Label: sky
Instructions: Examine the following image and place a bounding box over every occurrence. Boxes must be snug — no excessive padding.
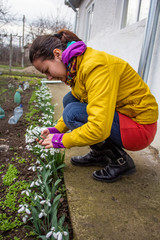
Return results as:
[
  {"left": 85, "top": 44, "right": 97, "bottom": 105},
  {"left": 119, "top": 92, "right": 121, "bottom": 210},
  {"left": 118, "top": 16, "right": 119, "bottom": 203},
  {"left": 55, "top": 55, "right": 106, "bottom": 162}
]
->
[{"left": 2, "top": 0, "right": 75, "bottom": 36}]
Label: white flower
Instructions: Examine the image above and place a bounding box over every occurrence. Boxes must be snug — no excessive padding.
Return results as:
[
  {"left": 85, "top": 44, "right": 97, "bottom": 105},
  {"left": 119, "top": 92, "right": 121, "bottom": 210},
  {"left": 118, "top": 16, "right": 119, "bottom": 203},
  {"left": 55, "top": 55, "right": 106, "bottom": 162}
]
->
[
  {"left": 39, "top": 209, "right": 47, "bottom": 218},
  {"left": 40, "top": 153, "right": 46, "bottom": 159},
  {"left": 25, "top": 208, "right": 31, "bottom": 214},
  {"left": 18, "top": 204, "right": 25, "bottom": 213},
  {"left": 30, "top": 181, "right": 35, "bottom": 187},
  {"left": 46, "top": 164, "right": 51, "bottom": 169},
  {"left": 46, "top": 227, "right": 56, "bottom": 239},
  {"left": 21, "top": 189, "right": 31, "bottom": 196},
  {"left": 57, "top": 232, "right": 62, "bottom": 240},
  {"left": 46, "top": 227, "right": 68, "bottom": 240},
  {"left": 22, "top": 214, "right": 28, "bottom": 223},
  {"left": 40, "top": 199, "right": 51, "bottom": 207},
  {"left": 28, "top": 166, "right": 36, "bottom": 171},
  {"left": 46, "top": 231, "right": 53, "bottom": 238},
  {"left": 18, "top": 204, "right": 31, "bottom": 215},
  {"left": 36, "top": 160, "right": 40, "bottom": 164},
  {"left": 34, "top": 194, "right": 43, "bottom": 200},
  {"left": 35, "top": 180, "right": 40, "bottom": 186},
  {"left": 53, "top": 232, "right": 58, "bottom": 239},
  {"left": 37, "top": 166, "right": 43, "bottom": 171},
  {"left": 63, "top": 231, "right": 68, "bottom": 236}
]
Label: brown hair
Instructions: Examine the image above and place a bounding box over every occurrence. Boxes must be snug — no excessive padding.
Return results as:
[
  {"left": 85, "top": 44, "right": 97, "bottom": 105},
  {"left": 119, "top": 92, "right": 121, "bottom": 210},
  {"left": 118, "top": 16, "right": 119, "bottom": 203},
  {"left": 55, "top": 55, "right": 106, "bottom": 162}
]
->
[{"left": 29, "top": 29, "right": 82, "bottom": 63}]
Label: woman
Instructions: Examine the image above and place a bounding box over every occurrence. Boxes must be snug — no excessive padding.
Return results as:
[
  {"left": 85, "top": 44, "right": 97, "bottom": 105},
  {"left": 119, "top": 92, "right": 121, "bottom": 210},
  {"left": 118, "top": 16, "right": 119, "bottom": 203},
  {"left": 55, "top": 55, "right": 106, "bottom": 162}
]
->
[{"left": 29, "top": 29, "right": 158, "bottom": 183}]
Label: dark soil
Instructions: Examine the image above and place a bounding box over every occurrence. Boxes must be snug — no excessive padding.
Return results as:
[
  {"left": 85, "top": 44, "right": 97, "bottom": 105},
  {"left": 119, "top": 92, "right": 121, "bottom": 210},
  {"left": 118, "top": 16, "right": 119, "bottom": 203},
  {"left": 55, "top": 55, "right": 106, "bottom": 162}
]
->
[{"left": 0, "top": 77, "right": 73, "bottom": 239}]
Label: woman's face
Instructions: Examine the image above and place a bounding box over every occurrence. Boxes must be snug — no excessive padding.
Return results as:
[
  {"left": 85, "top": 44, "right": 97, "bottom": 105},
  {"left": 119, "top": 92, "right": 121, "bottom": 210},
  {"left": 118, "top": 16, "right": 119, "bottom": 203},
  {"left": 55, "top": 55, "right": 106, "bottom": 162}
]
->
[{"left": 33, "top": 49, "right": 67, "bottom": 82}]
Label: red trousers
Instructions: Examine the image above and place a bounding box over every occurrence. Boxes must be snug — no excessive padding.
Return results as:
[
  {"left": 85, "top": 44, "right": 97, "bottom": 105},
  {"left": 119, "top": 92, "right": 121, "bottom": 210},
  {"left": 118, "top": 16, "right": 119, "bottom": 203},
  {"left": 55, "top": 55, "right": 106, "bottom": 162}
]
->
[{"left": 118, "top": 113, "right": 157, "bottom": 151}]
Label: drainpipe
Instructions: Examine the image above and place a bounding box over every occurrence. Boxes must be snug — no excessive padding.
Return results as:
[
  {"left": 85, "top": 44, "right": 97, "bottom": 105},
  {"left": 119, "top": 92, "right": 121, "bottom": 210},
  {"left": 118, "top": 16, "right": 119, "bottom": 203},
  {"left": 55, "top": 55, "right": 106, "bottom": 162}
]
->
[
  {"left": 138, "top": 0, "right": 160, "bottom": 83},
  {"left": 65, "top": 0, "right": 78, "bottom": 33}
]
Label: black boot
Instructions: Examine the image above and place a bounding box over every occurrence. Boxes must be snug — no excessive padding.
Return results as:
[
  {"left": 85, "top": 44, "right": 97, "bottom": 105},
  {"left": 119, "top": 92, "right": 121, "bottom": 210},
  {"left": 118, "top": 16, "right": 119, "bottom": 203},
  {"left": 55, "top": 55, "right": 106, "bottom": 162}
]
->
[
  {"left": 93, "top": 139, "right": 136, "bottom": 182},
  {"left": 71, "top": 142, "right": 113, "bottom": 167}
]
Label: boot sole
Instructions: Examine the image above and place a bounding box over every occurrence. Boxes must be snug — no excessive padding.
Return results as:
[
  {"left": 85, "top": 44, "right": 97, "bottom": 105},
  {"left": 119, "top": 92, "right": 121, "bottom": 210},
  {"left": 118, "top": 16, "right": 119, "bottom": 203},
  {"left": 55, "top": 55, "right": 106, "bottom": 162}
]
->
[
  {"left": 92, "top": 167, "right": 136, "bottom": 183},
  {"left": 71, "top": 159, "right": 107, "bottom": 167}
]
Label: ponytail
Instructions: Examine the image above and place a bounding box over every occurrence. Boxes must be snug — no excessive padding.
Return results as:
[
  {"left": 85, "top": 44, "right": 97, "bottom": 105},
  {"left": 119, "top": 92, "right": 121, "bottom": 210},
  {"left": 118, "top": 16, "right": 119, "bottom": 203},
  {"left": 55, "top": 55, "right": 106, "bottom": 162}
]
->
[
  {"left": 56, "top": 29, "right": 82, "bottom": 43},
  {"left": 29, "top": 29, "right": 82, "bottom": 63}
]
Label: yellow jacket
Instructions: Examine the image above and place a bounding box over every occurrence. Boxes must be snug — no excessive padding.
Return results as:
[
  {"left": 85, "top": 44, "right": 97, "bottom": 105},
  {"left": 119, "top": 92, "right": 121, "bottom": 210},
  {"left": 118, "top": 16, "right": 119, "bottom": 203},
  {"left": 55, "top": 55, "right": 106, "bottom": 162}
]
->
[{"left": 55, "top": 47, "right": 158, "bottom": 148}]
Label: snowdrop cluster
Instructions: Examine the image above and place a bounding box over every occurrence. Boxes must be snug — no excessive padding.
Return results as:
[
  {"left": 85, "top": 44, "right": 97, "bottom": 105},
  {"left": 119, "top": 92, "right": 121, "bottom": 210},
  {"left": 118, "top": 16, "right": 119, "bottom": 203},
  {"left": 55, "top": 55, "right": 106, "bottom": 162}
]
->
[
  {"left": 35, "top": 84, "right": 56, "bottom": 122},
  {"left": 21, "top": 189, "right": 31, "bottom": 196},
  {"left": 25, "top": 125, "right": 60, "bottom": 155},
  {"left": 18, "top": 204, "right": 31, "bottom": 223},
  {"left": 20, "top": 83, "right": 69, "bottom": 239},
  {"left": 46, "top": 227, "right": 68, "bottom": 240},
  {"left": 39, "top": 209, "right": 47, "bottom": 218},
  {"left": 30, "top": 179, "right": 42, "bottom": 187}
]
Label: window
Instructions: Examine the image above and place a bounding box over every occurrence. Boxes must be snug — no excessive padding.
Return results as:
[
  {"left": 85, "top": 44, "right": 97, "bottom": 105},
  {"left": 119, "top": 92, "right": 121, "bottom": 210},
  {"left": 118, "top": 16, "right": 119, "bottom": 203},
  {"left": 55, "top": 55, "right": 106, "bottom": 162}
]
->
[
  {"left": 121, "top": 0, "right": 150, "bottom": 28},
  {"left": 85, "top": 1, "right": 94, "bottom": 42}
]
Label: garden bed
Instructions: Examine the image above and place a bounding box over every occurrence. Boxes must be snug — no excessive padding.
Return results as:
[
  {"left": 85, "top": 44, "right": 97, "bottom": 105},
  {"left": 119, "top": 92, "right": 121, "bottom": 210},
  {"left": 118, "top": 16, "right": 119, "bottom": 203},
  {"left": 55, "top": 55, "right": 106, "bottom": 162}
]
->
[{"left": 0, "top": 76, "right": 73, "bottom": 239}]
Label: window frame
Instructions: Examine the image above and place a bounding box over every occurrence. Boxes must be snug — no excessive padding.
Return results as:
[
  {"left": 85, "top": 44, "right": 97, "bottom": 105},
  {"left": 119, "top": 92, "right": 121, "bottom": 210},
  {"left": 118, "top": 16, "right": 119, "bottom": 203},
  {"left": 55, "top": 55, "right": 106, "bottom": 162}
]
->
[
  {"left": 121, "top": 0, "right": 150, "bottom": 28},
  {"left": 84, "top": 0, "right": 94, "bottom": 42}
]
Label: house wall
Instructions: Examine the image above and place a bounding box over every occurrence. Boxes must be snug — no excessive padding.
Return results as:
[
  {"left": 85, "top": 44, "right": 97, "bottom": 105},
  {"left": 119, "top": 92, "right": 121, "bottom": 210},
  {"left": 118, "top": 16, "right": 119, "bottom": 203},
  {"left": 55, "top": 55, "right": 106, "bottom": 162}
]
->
[{"left": 77, "top": 0, "right": 160, "bottom": 153}]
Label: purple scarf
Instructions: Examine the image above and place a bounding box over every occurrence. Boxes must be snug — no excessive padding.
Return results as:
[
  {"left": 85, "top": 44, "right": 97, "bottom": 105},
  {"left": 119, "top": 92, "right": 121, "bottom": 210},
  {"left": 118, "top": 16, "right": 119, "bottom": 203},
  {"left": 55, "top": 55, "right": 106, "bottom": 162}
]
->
[{"left": 62, "top": 41, "right": 87, "bottom": 86}]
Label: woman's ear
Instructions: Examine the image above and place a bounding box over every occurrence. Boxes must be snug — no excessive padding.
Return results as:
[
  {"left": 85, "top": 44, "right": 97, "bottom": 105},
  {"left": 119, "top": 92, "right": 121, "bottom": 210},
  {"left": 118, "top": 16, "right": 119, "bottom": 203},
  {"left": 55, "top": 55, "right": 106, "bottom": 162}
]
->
[{"left": 53, "top": 49, "right": 62, "bottom": 60}]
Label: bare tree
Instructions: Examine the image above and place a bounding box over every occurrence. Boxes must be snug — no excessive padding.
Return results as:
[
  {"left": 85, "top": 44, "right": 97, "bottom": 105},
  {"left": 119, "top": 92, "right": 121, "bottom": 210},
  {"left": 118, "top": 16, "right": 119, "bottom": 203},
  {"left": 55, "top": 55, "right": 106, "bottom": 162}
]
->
[
  {"left": 0, "top": 0, "right": 14, "bottom": 27},
  {"left": 27, "top": 12, "right": 73, "bottom": 41}
]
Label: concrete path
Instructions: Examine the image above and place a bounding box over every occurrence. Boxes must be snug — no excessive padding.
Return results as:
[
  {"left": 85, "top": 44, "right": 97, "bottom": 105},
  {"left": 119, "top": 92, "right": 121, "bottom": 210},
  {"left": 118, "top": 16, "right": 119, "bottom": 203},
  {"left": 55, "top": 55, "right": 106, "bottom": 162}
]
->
[{"left": 48, "top": 83, "right": 160, "bottom": 240}]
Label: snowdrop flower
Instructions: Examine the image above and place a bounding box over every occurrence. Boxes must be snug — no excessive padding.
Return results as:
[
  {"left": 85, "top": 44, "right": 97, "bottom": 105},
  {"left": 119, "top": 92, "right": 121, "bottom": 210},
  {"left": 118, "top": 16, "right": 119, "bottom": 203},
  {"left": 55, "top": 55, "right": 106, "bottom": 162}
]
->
[
  {"left": 28, "top": 165, "right": 36, "bottom": 171},
  {"left": 57, "top": 232, "right": 62, "bottom": 240},
  {"left": 35, "top": 160, "right": 40, "bottom": 164},
  {"left": 50, "top": 148, "right": 60, "bottom": 154},
  {"left": 30, "top": 179, "right": 42, "bottom": 187},
  {"left": 22, "top": 214, "right": 28, "bottom": 223},
  {"left": 40, "top": 199, "right": 51, "bottom": 207},
  {"left": 46, "top": 228, "right": 55, "bottom": 238},
  {"left": 46, "top": 164, "right": 51, "bottom": 169},
  {"left": 21, "top": 189, "right": 31, "bottom": 196},
  {"left": 30, "top": 181, "right": 35, "bottom": 187},
  {"left": 18, "top": 204, "right": 31, "bottom": 214},
  {"left": 40, "top": 153, "right": 46, "bottom": 159},
  {"left": 36, "top": 179, "right": 42, "bottom": 186},
  {"left": 46, "top": 227, "right": 68, "bottom": 239},
  {"left": 34, "top": 194, "right": 43, "bottom": 201},
  {"left": 18, "top": 204, "right": 25, "bottom": 213},
  {"left": 39, "top": 209, "right": 47, "bottom": 218},
  {"left": 25, "top": 144, "right": 33, "bottom": 151},
  {"left": 37, "top": 166, "right": 43, "bottom": 171}
]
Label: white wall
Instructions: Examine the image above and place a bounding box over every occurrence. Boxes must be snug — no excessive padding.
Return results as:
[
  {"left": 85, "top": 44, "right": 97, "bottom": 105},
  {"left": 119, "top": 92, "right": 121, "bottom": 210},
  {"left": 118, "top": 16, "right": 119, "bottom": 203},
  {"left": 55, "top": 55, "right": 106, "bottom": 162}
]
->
[
  {"left": 87, "top": 20, "right": 146, "bottom": 70},
  {"left": 77, "top": 0, "right": 160, "bottom": 153}
]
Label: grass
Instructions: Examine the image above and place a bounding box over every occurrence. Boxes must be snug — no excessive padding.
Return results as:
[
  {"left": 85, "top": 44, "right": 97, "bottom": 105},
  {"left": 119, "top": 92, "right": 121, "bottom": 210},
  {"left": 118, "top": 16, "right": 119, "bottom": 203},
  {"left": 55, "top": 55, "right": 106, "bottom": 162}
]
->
[
  {"left": 0, "top": 64, "right": 45, "bottom": 78},
  {"left": 0, "top": 65, "right": 24, "bottom": 70}
]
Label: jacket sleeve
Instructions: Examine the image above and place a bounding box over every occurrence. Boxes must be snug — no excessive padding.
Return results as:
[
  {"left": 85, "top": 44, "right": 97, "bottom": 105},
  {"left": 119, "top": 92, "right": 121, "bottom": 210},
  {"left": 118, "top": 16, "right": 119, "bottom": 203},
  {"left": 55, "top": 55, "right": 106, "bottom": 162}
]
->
[
  {"left": 54, "top": 116, "right": 69, "bottom": 133},
  {"left": 62, "top": 63, "right": 120, "bottom": 148}
]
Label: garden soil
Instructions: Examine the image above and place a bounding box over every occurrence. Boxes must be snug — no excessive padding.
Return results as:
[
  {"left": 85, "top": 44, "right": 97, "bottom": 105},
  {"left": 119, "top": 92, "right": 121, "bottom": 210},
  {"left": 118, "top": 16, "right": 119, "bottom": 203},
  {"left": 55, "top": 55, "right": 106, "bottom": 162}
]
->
[{"left": 0, "top": 77, "right": 73, "bottom": 239}]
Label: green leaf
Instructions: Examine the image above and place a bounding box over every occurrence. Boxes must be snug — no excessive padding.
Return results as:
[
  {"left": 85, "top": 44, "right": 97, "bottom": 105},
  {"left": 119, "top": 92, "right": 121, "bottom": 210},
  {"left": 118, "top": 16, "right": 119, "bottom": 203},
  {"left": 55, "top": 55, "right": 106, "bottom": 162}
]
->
[
  {"left": 31, "top": 206, "right": 41, "bottom": 235},
  {"left": 58, "top": 215, "right": 65, "bottom": 228},
  {"left": 38, "top": 235, "right": 48, "bottom": 240},
  {"left": 45, "top": 184, "right": 51, "bottom": 196},
  {"left": 56, "top": 163, "right": 66, "bottom": 170},
  {"left": 55, "top": 179, "right": 61, "bottom": 186},
  {"left": 51, "top": 209, "right": 58, "bottom": 229},
  {"left": 53, "top": 194, "right": 61, "bottom": 204}
]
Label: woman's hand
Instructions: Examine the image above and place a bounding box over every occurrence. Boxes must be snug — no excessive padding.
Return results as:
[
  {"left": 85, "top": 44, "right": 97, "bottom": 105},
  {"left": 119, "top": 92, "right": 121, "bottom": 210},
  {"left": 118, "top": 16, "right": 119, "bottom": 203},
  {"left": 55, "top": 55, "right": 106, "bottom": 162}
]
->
[
  {"left": 41, "top": 134, "right": 54, "bottom": 149},
  {"left": 36, "top": 128, "right": 50, "bottom": 144}
]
